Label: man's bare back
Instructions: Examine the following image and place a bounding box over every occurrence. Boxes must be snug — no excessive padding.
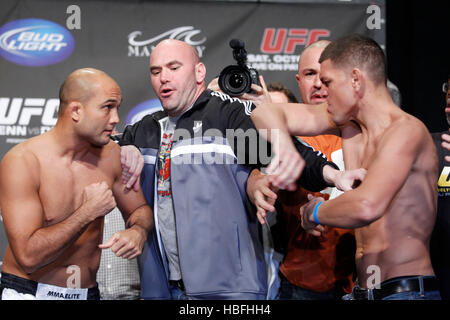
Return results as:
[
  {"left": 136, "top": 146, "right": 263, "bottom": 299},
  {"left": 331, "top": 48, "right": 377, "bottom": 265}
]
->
[{"left": 341, "top": 114, "right": 437, "bottom": 286}]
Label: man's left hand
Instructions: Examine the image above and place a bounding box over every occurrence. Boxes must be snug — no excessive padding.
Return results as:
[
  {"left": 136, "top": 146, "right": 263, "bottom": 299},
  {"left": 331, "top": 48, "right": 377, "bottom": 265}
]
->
[
  {"left": 333, "top": 168, "right": 367, "bottom": 191},
  {"left": 99, "top": 226, "right": 146, "bottom": 260},
  {"left": 239, "top": 75, "right": 272, "bottom": 107}
]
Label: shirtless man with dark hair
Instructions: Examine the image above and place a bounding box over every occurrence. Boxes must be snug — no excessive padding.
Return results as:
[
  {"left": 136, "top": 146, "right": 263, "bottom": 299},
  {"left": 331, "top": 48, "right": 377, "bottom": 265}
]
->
[
  {"left": 251, "top": 34, "right": 440, "bottom": 300},
  {"left": 0, "top": 68, "right": 153, "bottom": 300}
]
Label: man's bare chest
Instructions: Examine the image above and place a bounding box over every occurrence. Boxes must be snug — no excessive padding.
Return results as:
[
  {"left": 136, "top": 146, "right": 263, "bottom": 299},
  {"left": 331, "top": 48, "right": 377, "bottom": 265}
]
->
[
  {"left": 342, "top": 137, "right": 376, "bottom": 170},
  {"left": 37, "top": 158, "right": 114, "bottom": 225}
]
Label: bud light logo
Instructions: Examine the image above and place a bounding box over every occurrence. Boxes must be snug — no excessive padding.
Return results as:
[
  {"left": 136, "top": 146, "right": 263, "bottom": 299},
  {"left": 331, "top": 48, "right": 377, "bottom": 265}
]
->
[
  {"left": 0, "top": 18, "right": 75, "bottom": 67},
  {"left": 126, "top": 99, "right": 163, "bottom": 125}
]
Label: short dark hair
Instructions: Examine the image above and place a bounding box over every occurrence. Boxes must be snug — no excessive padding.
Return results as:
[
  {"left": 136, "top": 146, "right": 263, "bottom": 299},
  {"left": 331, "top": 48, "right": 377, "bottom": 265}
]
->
[
  {"left": 319, "top": 34, "right": 387, "bottom": 85},
  {"left": 267, "top": 82, "right": 298, "bottom": 103}
]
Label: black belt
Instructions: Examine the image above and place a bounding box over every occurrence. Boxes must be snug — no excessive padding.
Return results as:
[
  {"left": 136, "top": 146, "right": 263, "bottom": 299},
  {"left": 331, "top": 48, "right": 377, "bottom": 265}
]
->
[
  {"left": 352, "top": 276, "right": 440, "bottom": 300},
  {"left": 168, "top": 279, "right": 185, "bottom": 291}
]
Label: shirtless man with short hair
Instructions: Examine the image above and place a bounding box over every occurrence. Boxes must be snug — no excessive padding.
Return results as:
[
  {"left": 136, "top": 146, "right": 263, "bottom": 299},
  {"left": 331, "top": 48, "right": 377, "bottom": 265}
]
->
[
  {"left": 0, "top": 68, "right": 153, "bottom": 300},
  {"left": 251, "top": 34, "right": 440, "bottom": 300}
]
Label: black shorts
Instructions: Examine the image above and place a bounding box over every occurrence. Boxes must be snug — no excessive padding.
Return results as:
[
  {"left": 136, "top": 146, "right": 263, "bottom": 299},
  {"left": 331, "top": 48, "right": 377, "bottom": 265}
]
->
[{"left": 0, "top": 272, "right": 100, "bottom": 300}]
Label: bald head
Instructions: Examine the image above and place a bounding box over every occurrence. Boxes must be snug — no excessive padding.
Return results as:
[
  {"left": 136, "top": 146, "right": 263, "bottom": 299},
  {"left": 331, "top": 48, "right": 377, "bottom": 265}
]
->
[
  {"left": 149, "top": 39, "right": 206, "bottom": 116},
  {"left": 298, "top": 40, "right": 331, "bottom": 72},
  {"left": 58, "top": 68, "right": 117, "bottom": 116},
  {"left": 305, "top": 40, "right": 331, "bottom": 51},
  {"left": 151, "top": 39, "right": 200, "bottom": 66},
  {"left": 296, "top": 40, "right": 331, "bottom": 104}
]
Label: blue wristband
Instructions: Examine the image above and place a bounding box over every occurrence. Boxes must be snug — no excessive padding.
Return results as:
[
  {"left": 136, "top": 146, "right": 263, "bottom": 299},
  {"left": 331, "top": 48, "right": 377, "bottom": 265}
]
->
[{"left": 313, "top": 201, "right": 323, "bottom": 225}]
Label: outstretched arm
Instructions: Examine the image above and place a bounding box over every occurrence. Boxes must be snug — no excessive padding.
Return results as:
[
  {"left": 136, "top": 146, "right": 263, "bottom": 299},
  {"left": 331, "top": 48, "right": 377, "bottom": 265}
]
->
[
  {"left": 247, "top": 164, "right": 366, "bottom": 225},
  {"left": 251, "top": 101, "right": 337, "bottom": 142},
  {"left": 300, "top": 123, "right": 426, "bottom": 231},
  {"left": 251, "top": 102, "right": 338, "bottom": 189}
]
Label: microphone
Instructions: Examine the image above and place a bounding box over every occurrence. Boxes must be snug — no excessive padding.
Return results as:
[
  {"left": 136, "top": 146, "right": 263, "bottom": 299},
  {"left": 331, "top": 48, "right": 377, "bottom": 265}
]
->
[{"left": 229, "top": 39, "right": 245, "bottom": 50}]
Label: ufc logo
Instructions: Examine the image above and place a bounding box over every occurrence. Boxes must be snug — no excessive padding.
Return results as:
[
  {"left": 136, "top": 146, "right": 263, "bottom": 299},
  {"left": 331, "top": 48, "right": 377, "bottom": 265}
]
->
[
  {"left": 438, "top": 166, "right": 450, "bottom": 187},
  {"left": 260, "top": 28, "right": 330, "bottom": 54},
  {"left": 0, "top": 98, "right": 59, "bottom": 126}
]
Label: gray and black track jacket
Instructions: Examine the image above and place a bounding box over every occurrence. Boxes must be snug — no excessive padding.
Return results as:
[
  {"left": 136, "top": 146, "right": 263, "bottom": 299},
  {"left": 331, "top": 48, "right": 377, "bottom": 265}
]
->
[{"left": 119, "top": 89, "right": 338, "bottom": 299}]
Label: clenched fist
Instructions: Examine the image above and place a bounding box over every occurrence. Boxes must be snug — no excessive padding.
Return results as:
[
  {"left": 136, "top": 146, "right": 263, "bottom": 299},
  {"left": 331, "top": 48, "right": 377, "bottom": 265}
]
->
[{"left": 81, "top": 182, "right": 116, "bottom": 221}]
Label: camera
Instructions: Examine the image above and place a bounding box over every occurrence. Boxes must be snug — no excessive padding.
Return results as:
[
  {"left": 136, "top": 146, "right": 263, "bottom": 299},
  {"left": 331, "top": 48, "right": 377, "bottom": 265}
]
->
[{"left": 218, "top": 39, "right": 261, "bottom": 97}]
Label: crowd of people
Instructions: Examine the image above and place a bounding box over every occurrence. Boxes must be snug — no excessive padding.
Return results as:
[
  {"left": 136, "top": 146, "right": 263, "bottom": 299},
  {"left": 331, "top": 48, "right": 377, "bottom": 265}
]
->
[{"left": 0, "top": 33, "right": 448, "bottom": 301}]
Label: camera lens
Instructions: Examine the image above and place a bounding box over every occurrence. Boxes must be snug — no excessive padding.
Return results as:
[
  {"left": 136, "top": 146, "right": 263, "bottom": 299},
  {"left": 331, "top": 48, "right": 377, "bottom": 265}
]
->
[
  {"left": 218, "top": 65, "right": 251, "bottom": 96},
  {"left": 229, "top": 73, "right": 244, "bottom": 89}
]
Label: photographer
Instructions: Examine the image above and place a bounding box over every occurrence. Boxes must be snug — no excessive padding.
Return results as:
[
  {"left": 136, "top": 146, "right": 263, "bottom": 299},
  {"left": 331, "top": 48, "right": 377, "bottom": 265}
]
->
[{"left": 119, "top": 39, "right": 365, "bottom": 299}]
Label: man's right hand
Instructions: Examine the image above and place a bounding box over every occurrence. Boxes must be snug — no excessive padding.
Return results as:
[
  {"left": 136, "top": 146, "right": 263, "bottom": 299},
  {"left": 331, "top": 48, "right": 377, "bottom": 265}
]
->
[
  {"left": 246, "top": 170, "right": 278, "bottom": 225},
  {"left": 81, "top": 182, "right": 116, "bottom": 220},
  {"left": 207, "top": 77, "right": 221, "bottom": 92},
  {"left": 120, "top": 145, "right": 144, "bottom": 191}
]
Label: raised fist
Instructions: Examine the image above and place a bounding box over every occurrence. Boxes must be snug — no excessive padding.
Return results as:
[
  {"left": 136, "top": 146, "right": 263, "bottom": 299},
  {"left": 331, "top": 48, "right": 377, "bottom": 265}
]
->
[{"left": 81, "top": 181, "right": 116, "bottom": 220}]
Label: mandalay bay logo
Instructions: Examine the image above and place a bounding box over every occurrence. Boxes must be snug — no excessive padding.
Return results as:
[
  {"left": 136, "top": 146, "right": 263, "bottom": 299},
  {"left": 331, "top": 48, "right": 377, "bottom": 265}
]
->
[{"left": 127, "top": 26, "right": 206, "bottom": 58}]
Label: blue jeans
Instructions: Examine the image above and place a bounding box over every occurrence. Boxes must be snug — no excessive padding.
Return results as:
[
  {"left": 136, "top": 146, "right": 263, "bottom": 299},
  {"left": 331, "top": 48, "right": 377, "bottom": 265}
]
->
[
  {"left": 276, "top": 273, "right": 344, "bottom": 300},
  {"left": 382, "top": 290, "right": 441, "bottom": 300}
]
